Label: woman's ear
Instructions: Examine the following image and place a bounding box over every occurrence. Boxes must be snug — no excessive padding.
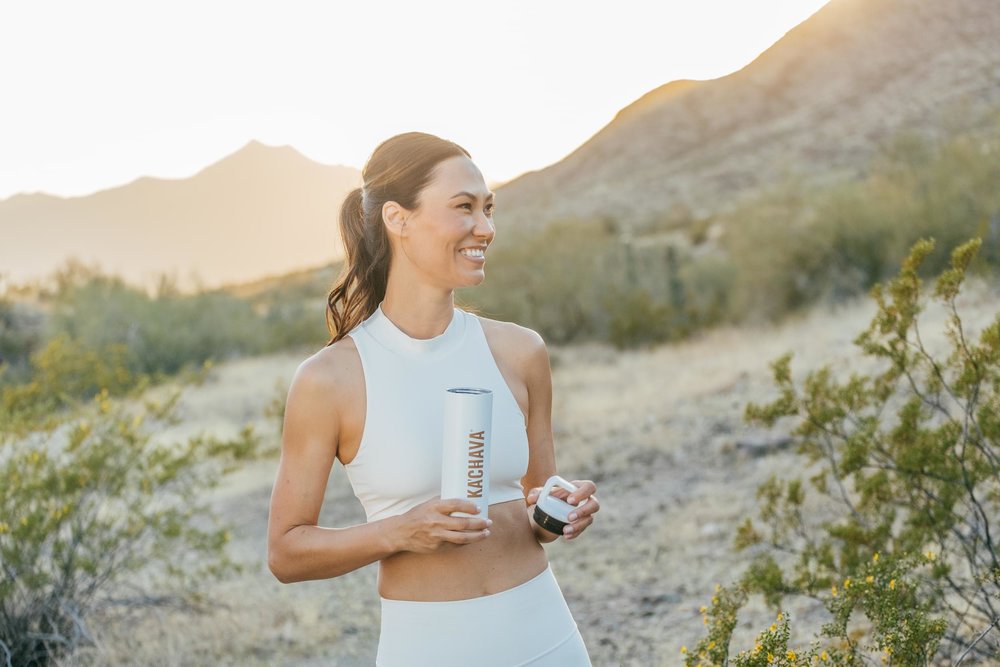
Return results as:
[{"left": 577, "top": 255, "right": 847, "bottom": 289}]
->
[{"left": 381, "top": 201, "right": 408, "bottom": 239}]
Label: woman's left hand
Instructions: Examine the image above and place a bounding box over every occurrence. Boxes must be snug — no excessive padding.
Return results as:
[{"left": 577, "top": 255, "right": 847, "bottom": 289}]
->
[{"left": 527, "top": 480, "right": 600, "bottom": 540}]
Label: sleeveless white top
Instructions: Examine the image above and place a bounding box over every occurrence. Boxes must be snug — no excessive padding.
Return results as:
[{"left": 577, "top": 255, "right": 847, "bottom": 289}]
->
[{"left": 343, "top": 301, "right": 530, "bottom": 523}]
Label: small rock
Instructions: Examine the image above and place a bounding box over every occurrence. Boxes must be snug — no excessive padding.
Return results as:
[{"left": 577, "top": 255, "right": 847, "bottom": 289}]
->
[
  {"left": 700, "top": 522, "right": 724, "bottom": 538},
  {"left": 735, "top": 433, "right": 794, "bottom": 457}
]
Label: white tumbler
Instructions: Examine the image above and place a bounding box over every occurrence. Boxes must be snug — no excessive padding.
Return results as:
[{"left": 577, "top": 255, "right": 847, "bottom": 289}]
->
[{"left": 441, "top": 387, "right": 492, "bottom": 519}]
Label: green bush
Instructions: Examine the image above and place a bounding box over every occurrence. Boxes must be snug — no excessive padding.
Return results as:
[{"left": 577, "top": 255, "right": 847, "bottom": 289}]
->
[
  {"left": 0, "top": 297, "right": 44, "bottom": 384},
  {"left": 684, "top": 237, "right": 1000, "bottom": 665},
  {"left": 0, "top": 343, "right": 272, "bottom": 665},
  {"left": 0, "top": 333, "right": 137, "bottom": 437}
]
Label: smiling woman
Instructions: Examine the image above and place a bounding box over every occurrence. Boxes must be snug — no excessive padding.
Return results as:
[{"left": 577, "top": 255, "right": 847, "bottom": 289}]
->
[{"left": 266, "top": 131, "right": 599, "bottom": 666}]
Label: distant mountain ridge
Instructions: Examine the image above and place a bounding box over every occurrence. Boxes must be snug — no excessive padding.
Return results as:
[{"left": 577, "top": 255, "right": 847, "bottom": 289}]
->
[
  {"left": 3, "top": 0, "right": 998, "bottom": 292},
  {"left": 493, "top": 0, "right": 1000, "bottom": 232},
  {"left": 0, "top": 141, "right": 361, "bottom": 292}
]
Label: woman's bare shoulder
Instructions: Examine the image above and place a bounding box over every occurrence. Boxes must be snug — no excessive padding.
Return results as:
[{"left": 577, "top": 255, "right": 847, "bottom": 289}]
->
[
  {"left": 473, "top": 313, "right": 546, "bottom": 367},
  {"left": 291, "top": 336, "right": 364, "bottom": 399}
]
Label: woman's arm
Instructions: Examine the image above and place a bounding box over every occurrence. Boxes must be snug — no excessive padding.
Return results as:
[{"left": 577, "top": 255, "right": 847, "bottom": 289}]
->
[
  {"left": 517, "top": 329, "right": 562, "bottom": 544},
  {"left": 266, "top": 345, "right": 492, "bottom": 583},
  {"left": 266, "top": 349, "right": 401, "bottom": 583},
  {"left": 517, "top": 329, "right": 601, "bottom": 543}
]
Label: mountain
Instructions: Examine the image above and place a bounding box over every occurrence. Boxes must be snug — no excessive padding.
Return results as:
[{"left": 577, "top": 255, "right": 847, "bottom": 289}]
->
[
  {"left": 3, "top": 0, "right": 997, "bottom": 293},
  {"left": 493, "top": 0, "right": 1000, "bottom": 233},
  {"left": 0, "top": 141, "right": 361, "bottom": 292}
]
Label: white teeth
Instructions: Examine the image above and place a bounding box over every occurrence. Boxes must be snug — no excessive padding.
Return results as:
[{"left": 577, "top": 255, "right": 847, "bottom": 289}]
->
[{"left": 460, "top": 248, "right": 485, "bottom": 257}]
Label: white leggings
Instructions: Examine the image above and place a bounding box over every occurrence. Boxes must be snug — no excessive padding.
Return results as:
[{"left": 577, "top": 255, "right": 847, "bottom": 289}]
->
[{"left": 375, "top": 564, "right": 592, "bottom": 666}]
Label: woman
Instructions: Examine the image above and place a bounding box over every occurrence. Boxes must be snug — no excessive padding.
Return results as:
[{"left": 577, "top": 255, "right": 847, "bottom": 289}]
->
[{"left": 266, "top": 131, "right": 599, "bottom": 666}]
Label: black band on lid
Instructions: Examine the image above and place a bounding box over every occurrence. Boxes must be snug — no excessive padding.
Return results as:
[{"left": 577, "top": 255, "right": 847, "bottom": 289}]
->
[{"left": 533, "top": 506, "right": 569, "bottom": 534}]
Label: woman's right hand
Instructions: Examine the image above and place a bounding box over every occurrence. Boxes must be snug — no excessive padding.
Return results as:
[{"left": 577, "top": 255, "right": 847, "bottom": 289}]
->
[{"left": 393, "top": 497, "right": 493, "bottom": 554}]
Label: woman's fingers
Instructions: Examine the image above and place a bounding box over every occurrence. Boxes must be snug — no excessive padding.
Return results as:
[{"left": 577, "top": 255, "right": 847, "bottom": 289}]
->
[
  {"left": 565, "top": 480, "right": 597, "bottom": 505},
  {"left": 563, "top": 480, "right": 599, "bottom": 540},
  {"left": 564, "top": 514, "right": 594, "bottom": 539},
  {"left": 445, "top": 527, "right": 491, "bottom": 543},
  {"left": 454, "top": 515, "right": 492, "bottom": 531}
]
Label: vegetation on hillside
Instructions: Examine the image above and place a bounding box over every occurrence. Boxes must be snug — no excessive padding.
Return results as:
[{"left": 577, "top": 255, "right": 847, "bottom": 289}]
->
[
  {"left": 1, "top": 111, "right": 997, "bottom": 386},
  {"left": 468, "top": 109, "right": 1000, "bottom": 347}
]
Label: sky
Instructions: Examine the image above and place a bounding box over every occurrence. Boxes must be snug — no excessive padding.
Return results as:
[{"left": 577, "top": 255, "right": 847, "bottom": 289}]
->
[{"left": 0, "top": 0, "right": 832, "bottom": 199}]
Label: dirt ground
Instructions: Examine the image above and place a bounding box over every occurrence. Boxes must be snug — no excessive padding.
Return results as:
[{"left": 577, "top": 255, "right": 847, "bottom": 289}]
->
[{"left": 65, "top": 276, "right": 1000, "bottom": 666}]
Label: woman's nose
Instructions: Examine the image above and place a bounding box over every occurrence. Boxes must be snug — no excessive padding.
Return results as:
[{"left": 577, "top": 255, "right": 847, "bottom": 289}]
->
[{"left": 475, "top": 212, "right": 495, "bottom": 239}]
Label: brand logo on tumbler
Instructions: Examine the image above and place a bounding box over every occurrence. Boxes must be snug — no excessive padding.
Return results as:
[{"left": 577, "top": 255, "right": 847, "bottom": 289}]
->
[{"left": 466, "top": 430, "right": 485, "bottom": 498}]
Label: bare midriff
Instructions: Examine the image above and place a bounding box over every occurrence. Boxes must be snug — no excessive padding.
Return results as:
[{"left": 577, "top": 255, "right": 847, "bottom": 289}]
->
[
  {"left": 377, "top": 498, "right": 549, "bottom": 601},
  {"left": 332, "top": 330, "right": 547, "bottom": 602}
]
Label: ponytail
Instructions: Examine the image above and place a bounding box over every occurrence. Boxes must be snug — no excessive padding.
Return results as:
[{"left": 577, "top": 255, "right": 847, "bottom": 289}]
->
[{"left": 324, "top": 132, "right": 471, "bottom": 345}]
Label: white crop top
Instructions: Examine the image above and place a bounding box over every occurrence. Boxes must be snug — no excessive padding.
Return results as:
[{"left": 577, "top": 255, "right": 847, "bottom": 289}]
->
[{"left": 343, "top": 301, "right": 530, "bottom": 523}]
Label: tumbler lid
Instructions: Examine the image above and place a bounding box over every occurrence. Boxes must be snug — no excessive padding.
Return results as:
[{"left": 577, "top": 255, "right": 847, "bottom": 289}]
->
[{"left": 537, "top": 475, "right": 584, "bottom": 522}]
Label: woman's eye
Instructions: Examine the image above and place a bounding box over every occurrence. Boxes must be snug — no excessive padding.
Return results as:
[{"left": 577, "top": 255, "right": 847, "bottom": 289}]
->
[{"left": 459, "top": 202, "right": 495, "bottom": 215}]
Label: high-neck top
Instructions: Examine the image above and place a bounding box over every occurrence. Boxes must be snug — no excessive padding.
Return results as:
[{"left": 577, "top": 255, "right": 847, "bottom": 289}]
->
[
  {"left": 342, "top": 301, "right": 529, "bottom": 522},
  {"left": 363, "top": 301, "right": 466, "bottom": 361}
]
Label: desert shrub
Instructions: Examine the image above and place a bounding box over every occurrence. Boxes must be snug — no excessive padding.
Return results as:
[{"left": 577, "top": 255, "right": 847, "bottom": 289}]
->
[
  {"left": 0, "top": 334, "right": 138, "bottom": 437},
  {"left": 676, "top": 250, "right": 738, "bottom": 329},
  {"left": 465, "top": 216, "right": 622, "bottom": 343},
  {"left": 720, "top": 112, "right": 1000, "bottom": 326},
  {"left": 0, "top": 298, "right": 45, "bottom": 385},
  {"left": 684, "top": 237, "right": 1000, "bottom": 665},
  {"left": 603, "top": 285, "right": 673, "bottom": 349},
  {"left": 46, "top": 268, "right": 265, "bottom": 377},
  {"left": 0, "top": 379, "right": 270, "bottom": 666}
]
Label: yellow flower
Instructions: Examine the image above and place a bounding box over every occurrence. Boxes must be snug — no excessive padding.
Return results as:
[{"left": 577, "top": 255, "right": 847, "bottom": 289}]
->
[
  {"left": 925, "top": 550, "right": 936, "bottom": 561},
  {"left": 0, "top": 522, "right": 8, "bottom": 534},
  {"left": 700, "top": 605, "right": 707, "bottom": 613},
  {"left": 821, "top": 650, "right": 830, "bottom": 661},
  {"left": 873, "top": 552, "right": 880, "bottom": 562},
  {"left": 703, "top": 615, "right": 708, "bottom": 625},
  {"left": 715, "top": 582, "right": 721, "bottom": 592},
  {"left": 712, "top": 595, "right": 718, "bottom": 604},
  {"left": 844, "top": 578, "right": 851, "bottom": 589},
  {"left": 787, "top": 650, "right": 797, "bottom": 660},
  {"left": 707, "top": 640, "right": 716, "bottom": 650},
  {"left": 866, "top": 575, "right": 874, "bottom": 584},
  {"left": 767, "top": 652, "right": 775, "bottom": 663},
  {"left": 680, "top": 646, "right": 687, "bottom": 654},
  {"left": 20, "top": 517, "right": 28, "bottom": 526},
  {"left": 777, "top": 612, "right": 784, "bottom": 621},
  {"left": 831, "top": 585, "right": 838, "bottom": 597},
  {"left": 770, "top": 623, "right": 777, "bottom": 632},
  {"left": 889, "top": 579, "right": 896, "bottom": 590}
]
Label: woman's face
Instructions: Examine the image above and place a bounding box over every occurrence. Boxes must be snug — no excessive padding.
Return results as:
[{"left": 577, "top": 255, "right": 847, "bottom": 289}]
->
[{"left": 386, "top": 155, "right": 496, "bottom": 289}]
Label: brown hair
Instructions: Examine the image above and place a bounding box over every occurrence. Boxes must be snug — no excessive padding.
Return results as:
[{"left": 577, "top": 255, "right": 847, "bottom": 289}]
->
[{"left": 324, "top": 131, "right": 472, "bottom": 346}]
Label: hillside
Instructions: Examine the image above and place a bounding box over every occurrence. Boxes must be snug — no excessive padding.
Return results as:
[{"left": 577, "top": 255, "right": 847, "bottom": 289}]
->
[{"left": 494, "top": 0, "right": 1000, "bottom": 233}]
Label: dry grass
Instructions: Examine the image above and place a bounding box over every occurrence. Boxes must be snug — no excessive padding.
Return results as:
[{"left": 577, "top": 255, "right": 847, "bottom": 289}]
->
[{"left": 65, "top": 276, "right": 1000, "bottom": 666}]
